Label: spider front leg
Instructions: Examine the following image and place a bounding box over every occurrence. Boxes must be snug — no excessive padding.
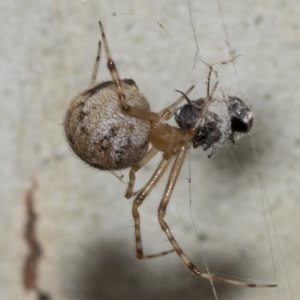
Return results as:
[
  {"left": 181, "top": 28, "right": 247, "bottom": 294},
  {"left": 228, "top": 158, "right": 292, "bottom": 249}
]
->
[
  {"left": 132, "top": 157, "right": 176, "bottom": 259},
  {"left": 98, "top": 21, "right": 158, "bottom": 121},
  {"left": 158, "top": 146, "right": 276, "bottom": 287},
  {"left": 98, "top": 21, "right": 127, "bottom": 109}
]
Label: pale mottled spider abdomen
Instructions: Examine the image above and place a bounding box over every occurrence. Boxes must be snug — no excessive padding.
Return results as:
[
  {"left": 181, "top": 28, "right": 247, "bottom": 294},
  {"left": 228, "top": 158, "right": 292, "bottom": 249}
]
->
[{"left": 64, "top": 79, "right": 150, "bottom": 170}]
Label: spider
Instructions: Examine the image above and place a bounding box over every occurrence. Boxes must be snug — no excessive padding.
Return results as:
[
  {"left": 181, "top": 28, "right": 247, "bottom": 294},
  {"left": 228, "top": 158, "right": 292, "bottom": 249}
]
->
[{"left": 64, "top": 21, "right": 276, "bottom": 288}]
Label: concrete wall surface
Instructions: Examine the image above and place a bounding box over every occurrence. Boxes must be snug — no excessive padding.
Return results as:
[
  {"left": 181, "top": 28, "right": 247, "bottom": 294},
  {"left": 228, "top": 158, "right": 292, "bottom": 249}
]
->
[{"left": 1, "top": 1, "right": 299, "bottom": 299}]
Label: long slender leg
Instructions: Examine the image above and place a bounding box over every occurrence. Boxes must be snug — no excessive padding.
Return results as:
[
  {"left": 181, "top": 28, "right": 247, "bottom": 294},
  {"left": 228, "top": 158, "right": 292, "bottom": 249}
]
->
[
  {"left": 132, "top": 157, "right": 175, "bottom": 259},
  {"left": 158, "top": 147, "right": 276, "bottom": 287},
  {"left": 125, "top": 147, "right": 158, "bottom": 199},
  {"left": 98, "top": 22, "right": 195, "bottom": 124},
  {"left": 90, "top": 41, "right": 101, "bottom": 86},
  {"left": 98, "top": 21, "right": 160, "bottom": 122},
  {"left": 98, "top": 21, "right": 128, "bottom": 109}
]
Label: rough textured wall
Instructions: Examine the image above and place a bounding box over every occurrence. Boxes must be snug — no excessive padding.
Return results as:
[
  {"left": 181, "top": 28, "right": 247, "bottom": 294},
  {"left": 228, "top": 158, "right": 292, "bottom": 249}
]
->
[{"left": 1, "top": 1, "right": 299, "bottom": 299}]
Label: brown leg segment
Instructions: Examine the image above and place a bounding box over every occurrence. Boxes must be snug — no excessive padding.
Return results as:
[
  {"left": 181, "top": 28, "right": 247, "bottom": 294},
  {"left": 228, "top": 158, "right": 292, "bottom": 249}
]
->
[
  {"left": 98, "top": 21, "right": 128, "bottom": 109},
  {"left": 157, "top": 146, "right": 276, "bottom": 287},
  {"left": 132, "top": 157, "right": 175, "bottom": 259},
  {"left": 125, "top": 147, "right": 158, "bottom": 199},
  {"left": 98, "top": 21, "right": 161, "bottom": 121}
]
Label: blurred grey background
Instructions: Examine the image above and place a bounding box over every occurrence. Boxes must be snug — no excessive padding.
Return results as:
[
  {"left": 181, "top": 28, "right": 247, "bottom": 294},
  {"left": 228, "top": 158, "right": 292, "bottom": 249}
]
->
[{"left": 1, "top": 0, "right": 299, "bottom": 299}]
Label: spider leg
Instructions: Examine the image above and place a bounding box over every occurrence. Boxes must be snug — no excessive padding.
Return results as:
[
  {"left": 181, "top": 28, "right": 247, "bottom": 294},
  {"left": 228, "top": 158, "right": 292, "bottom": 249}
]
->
[
  {"left": 132, "top": 157, "right": 176, "bottom": 259},
  {"left": 98, "top": 22, "right": 194, "bottom": 124},
  {"left": 90, "top": 41, "right": 101, "bottom": 86},
  {"left": 157, "top": 146, "right": 276, "bottom": 287},
  {"left": 98, "top": 21, "right": 128, "bottom": 109},
  {"left": 98, "top": 21, "right": 159, "bottom": 121},
  {"left": 125, "top": 147, "right": 158, "bottom": 199}
]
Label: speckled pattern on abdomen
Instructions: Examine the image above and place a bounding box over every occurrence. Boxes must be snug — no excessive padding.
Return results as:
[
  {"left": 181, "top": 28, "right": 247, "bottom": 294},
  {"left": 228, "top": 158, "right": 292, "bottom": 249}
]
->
[{"left": 64, "top": 80, "right": 150, "bottom": 170}]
